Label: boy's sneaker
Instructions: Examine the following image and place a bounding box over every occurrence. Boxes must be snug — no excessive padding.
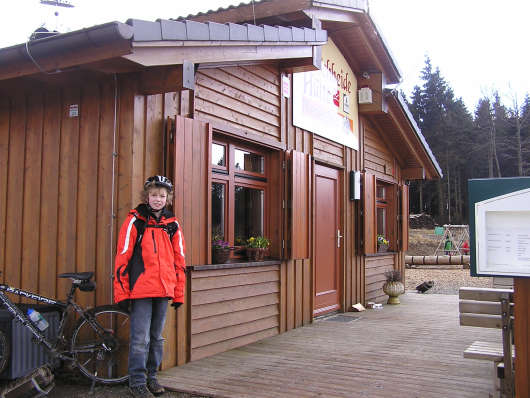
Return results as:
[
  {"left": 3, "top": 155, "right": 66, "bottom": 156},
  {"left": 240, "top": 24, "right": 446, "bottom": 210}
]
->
[
  {"left": 147, "top": 378, "right": 166, "bottom": 396},
  {"left": 129, "top": 384, "right": 155, "bottom": 398}
]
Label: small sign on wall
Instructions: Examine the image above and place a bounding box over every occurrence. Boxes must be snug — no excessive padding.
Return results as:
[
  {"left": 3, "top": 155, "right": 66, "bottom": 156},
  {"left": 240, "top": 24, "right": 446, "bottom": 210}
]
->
[
  {"left": 282, "top": 75, "right": 290, "bottom": 98},
  {"left": 69, "top": 104, "right": 79, "bottom": 118}
]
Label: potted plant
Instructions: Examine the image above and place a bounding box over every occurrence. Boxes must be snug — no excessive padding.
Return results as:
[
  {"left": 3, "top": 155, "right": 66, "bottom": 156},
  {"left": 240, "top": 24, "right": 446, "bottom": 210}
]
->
[
  {"left": 382, "top": 269, "right": 405, "bottom": 304},
  {"left": 246, "top": 236, "right": 270, "bottom": 261},
  {"left": 212, "top": 238, "right": 231, "bottom": 264},
  {"left": 377, "top": 234, "right": 389, "bottom": 252}
]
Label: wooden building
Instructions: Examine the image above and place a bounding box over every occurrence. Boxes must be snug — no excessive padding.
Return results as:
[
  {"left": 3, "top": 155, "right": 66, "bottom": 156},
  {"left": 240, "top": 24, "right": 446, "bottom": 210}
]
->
[{"left": 0, "top": 0, "right": 441, "bottom": 370}]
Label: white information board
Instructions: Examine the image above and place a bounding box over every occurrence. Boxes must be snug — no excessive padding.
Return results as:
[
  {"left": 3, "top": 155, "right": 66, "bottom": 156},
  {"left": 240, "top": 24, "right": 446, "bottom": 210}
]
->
[{"left": 475, "top": 188, "right": 530, "bottom": 276}]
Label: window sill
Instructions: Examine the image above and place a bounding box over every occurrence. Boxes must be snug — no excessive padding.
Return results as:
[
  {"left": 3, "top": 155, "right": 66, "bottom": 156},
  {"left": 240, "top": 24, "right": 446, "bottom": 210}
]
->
[
  {"left": 365, "top": 252, "right": 396, "bottom": 257},
  {"left": 191, "top": 259, "right": 281, "bottom": 272}
]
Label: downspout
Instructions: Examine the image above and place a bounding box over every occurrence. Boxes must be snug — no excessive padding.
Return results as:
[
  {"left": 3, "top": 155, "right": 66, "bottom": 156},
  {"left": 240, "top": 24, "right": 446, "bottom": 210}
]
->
[{"left": 109, "top": 73, "right": 118, "bottom": 302}]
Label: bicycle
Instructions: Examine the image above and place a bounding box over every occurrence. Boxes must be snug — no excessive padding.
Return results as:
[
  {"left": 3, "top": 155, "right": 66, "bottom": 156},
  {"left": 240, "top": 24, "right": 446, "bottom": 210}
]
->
[{"left": 0, "top": 271, "right": 130, "bottom": 391}]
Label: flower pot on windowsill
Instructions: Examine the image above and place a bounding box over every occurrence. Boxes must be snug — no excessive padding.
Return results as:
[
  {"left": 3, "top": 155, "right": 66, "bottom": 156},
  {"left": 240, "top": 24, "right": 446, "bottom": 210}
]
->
[
  {"left": 246, "top": 247, "right": 268, "bottom": 262},
  {"left": 377, "top": 243, "right": 389, "bottom": 253},
  {"left": 212, "top": 248, "right": 231, "bottom": 264}
]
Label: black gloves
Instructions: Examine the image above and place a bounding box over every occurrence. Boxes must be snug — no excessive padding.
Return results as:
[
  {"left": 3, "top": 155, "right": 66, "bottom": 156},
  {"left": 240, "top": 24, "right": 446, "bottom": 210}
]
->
[
  {"left": 171, "top": 302, "right": 182, "bottom": 310},
  {"left": 117, "top": 299, "right": 130, "bottom": 313}
]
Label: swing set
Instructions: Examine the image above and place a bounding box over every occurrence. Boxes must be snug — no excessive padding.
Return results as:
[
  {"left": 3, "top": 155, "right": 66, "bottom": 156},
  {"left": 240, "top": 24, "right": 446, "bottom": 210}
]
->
[{"left": 433, "top": 224, "right": 470, "bottom": 256}]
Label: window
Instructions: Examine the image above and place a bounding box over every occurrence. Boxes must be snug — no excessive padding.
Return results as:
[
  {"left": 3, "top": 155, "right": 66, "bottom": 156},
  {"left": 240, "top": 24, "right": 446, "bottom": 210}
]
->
[
  {"left": 211, "top": 137, "right": 268, "bottom": 259},
  {"left": 376, "top": 181, "right": 393, "bottom": 249}
]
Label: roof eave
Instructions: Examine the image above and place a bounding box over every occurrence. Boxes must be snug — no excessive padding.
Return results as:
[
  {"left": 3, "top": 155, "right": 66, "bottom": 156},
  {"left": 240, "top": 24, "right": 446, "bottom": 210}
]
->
[
  {"left": 387, "top": 89, "right": 443, "bottom": 179},
  {"left": 0, "top": 22, "right": 134, "bottom": 81}
]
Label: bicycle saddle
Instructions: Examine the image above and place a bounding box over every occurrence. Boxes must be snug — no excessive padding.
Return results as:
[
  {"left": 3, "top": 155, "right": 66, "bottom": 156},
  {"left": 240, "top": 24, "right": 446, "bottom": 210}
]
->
[{"left": 58, "top": 272, "right": 94, "bottom": 281}]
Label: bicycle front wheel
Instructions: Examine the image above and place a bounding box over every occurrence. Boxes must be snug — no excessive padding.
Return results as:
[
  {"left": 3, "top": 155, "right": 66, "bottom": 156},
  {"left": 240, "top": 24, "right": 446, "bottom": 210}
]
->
[{"left": 71, "top": 305, "right": 130, "bottom": 384}]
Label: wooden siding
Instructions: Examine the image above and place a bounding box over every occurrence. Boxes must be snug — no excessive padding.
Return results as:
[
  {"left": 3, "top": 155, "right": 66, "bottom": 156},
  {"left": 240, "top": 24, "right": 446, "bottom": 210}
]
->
[
  {"left": 363, "top": 121, "right": 396, "bottom": 182},
  {"left": 313, "top": 134, "right": 345, "bottom": 166},
  {"left": 195, "top": 65, "right": 281, "bottom": 142},
  {"left": 365, "top": 254, "right": 395, "bottom": 303},
  {"left": 280, "top": 259, "right": 312, "bottom": 332},
  {"left": 0, "top": 74, "right": 184, "bottom": 366},
  {"left": 190, "top": 265, "right": 280, "bottom": 361},
  {"left": 1, "top": 80, "right": 119, "bottom": 306}
]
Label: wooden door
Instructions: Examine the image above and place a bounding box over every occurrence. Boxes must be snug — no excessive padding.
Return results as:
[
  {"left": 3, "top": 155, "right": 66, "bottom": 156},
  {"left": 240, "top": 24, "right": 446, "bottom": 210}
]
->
[{"left": 314, "top": 164, "right": 341, "bottom": 316}]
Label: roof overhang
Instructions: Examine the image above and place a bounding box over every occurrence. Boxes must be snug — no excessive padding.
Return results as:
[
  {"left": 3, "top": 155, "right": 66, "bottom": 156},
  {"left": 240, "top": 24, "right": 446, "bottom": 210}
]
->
[
  {"left": 186, "top": 0, "right": 401, "bottom": 84},
  {"left": 0, "top": 22, "right": 134, "bottom": 81},
  {"left": 369, "top": 90, "right": 442, "bottom": 180},
  {"left": 0, "top": 17, "right": 327, "bottom": 83}
]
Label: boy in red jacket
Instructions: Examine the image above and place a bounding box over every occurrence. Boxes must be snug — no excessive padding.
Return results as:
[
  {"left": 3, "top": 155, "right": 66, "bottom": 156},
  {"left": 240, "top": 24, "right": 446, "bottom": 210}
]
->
[{"left": 114, "top": 175, "right": 186, "bottom": 398}]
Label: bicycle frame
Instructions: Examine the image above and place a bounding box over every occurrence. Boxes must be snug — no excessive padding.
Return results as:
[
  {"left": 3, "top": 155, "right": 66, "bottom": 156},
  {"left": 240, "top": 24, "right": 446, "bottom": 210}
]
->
[{"left": 0, "top": 282, "right": 106, "bottom": 362}]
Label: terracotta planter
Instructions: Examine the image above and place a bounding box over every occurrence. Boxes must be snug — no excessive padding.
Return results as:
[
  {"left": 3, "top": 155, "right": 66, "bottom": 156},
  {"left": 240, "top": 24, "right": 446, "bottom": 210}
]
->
[
  {"left": 246, "top": 247, "right": 266, "bottom": 261},
  {"left": 212, "top": 248, "right": 231, "bottom": 264},
  {"left": 383, "top": 281, "right": 405, "bottom": 304}
]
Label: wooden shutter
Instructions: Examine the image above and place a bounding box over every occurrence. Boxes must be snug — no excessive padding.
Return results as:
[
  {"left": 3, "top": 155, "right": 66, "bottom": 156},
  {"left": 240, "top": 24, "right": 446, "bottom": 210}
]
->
[
  {"left": 287, "top": 149, "right": 312, "bottom": 259},
  {"left": 363, "top": 172, "right": 376, "bottom": 254},
  {"left": 172, "top": 115, "right": 211, "bottom": 267},
  {"left": 167, "top": 115, "right": 211, "bottom": 367},
  {"left": 400, "top": 184, "right": 409, "bottom": 251}
]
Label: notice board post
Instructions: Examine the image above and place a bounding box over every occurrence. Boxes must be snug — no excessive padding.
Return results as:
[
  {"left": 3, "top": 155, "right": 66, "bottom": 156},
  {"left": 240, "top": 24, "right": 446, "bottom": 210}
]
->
[{"left": 469, "top": 177, "right": 530, "bottom": 398}]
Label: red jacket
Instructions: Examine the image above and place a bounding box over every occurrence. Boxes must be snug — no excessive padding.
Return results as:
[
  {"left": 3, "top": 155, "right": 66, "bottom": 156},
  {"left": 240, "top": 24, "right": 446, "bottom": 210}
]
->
[{"left": 114, "top": 204, "right": 186, "bottom": 304}]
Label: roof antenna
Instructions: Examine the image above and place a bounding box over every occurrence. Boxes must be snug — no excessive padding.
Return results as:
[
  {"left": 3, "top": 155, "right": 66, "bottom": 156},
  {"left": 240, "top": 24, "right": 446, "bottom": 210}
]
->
[{"left": 251, "top": 0, "right": 256, "bottom": 25}]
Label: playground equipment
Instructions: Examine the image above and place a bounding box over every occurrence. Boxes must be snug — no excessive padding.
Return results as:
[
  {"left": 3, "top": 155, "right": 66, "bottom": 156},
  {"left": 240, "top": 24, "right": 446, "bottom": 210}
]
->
[{"left": 433, "top": 224, "right": 469, "bottom": 256}]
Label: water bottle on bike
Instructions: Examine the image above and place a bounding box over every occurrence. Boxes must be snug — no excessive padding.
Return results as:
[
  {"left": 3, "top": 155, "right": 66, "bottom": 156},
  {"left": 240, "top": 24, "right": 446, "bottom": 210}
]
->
[{"left": 27, "top": 308, "right": 49, "bottom": 331}]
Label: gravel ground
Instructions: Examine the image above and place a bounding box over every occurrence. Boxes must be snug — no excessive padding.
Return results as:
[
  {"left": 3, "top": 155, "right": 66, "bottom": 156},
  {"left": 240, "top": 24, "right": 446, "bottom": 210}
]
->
[
  {"left": 405, "top": 266, "right": 492, "bottom": 294},
  {"left": 21, "top": 267, "right": 492, "bottom": 397}
]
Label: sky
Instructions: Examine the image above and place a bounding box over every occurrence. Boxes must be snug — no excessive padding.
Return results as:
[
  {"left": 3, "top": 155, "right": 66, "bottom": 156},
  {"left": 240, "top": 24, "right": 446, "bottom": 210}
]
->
[{"left": 0, "top": 0, "right": 528, "bottom": 112}]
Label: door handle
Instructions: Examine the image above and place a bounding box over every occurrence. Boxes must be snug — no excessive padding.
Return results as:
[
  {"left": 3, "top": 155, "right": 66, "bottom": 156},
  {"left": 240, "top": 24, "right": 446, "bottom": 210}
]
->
[{"left": 337, "top": 229, "right": 343, "bottom": 248}]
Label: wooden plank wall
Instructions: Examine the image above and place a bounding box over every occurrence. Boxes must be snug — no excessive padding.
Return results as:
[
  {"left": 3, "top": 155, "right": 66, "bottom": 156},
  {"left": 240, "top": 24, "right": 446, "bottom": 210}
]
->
[
  {"left": 363, "top": 122, "right": 396, "bottom": 181},
  {"left": 0, "top": 74, "right": 184, "bottom": 364},
  {"left": 190, "top": 265, "right": 280, "bottom": 361},
  {"left": 195, "top": 65, "right": 281, "bottom": 142},
  {"left": 364, "top": 254, "right": 394, "bottom": 304},
  {"left": 0, "top": 79, "right": 122, "bottom": 308}
]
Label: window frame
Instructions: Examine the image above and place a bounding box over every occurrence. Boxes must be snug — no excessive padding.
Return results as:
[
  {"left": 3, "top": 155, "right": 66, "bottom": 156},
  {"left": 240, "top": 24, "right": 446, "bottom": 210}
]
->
[
  {"left": 211, "top": 136, "right": 270, "bottom": 261},
  {"left": 375, "top": 180, "right": 395, "bottom": 251}
]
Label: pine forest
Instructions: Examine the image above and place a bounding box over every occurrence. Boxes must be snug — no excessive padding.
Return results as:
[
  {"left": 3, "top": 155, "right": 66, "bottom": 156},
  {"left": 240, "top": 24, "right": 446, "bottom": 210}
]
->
[{"left": 405, "top": 57, "right": 530, "bottom": 225}]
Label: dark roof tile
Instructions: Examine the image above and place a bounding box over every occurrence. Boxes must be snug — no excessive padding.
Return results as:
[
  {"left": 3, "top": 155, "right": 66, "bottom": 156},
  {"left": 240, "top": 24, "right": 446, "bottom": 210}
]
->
[
  {"left": 228, "top": 23, "right": 247, "bottom": 41},
  {"left": 303, "top": 27, "right": 316, "bottom": 42},
  {"left": 158, "top": 19, "right": 186, "bottom": 40},
  {"left": 246, "top": 24, "right": 265, "bottom": 41},
  {"left": 262, "top": 25, "right": 279, "bottom": 41},
  {"left": 127, "top": 19, "right": 162, "bottom": 41},
  {"left": 277, "top": 26, "right": 292, "bottom": 42},
  {"left": 208, "top": 22, "right": 230, "bottom": 40},
  {"left": 185, "top": 20, "right": 209, "bottom": 40}
]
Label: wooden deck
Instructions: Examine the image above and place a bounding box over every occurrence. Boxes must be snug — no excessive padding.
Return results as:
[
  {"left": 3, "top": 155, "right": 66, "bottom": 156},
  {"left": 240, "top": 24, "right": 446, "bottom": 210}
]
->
[{"left": 158, "top": 293, "right": 499, "bottom": 397}]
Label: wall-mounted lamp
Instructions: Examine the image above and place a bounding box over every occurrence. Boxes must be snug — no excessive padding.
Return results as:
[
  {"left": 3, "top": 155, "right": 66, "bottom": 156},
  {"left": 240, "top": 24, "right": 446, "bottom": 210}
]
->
[
  {"left": 361, "top": 71, "right": 370, "bottom": 80},
  {"left": 349, "top": 170, "right": 361, "bottom": 201},
  {"left": 358, "top": 87, "right": 373, "bottom": 104}
]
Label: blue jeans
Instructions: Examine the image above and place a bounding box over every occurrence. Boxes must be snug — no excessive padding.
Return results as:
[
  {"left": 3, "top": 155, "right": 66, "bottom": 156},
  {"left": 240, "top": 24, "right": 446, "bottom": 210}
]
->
[{"left": 128, "top": 297, "right": 168, "bottom": 387}]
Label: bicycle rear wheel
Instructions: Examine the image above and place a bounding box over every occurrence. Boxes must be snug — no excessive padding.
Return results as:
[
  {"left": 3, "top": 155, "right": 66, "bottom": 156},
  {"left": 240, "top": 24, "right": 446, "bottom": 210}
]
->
[
  {"left": 0, "top": 329, "right": 9, "bottom": 375},
  {"left": 71, "top": 305, "right": 130, "bottom": 384}
]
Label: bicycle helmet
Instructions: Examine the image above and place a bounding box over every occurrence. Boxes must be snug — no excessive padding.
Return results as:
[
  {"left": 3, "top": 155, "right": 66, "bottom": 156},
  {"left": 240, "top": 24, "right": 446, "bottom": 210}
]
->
[{"left": 144, "top": 175, "right": 173, "bottom": 192}]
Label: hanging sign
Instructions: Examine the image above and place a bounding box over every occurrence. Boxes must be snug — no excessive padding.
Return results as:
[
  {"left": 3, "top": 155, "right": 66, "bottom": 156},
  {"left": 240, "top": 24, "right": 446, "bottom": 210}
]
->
[{"left": 292, "top": 39, "right": 358, "bottom": 150}]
